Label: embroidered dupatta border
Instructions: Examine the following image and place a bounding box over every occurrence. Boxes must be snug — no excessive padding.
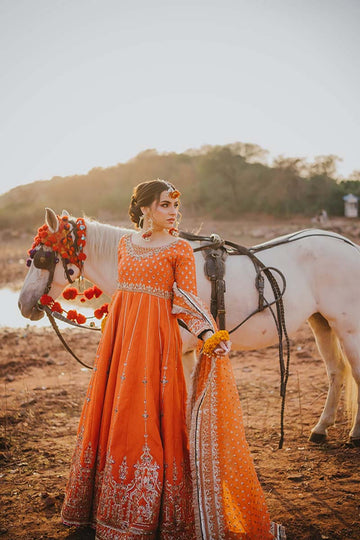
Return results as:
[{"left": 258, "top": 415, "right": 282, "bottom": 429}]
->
[{"left": 188, "top": 352, "right": 285, "bottom": 540}]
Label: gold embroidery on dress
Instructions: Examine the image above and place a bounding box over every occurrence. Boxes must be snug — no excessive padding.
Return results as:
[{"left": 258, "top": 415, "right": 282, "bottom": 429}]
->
[
  {"left": 117, "top": 281, "right": 173, "bottom": 299},
  {"left": 97, "top": 443, "right": 162, "bottom": 533},
  {"left": 61, "top": 427, "right": 95, "bottom": 526},
  {"left": 125, "top": 234, "right": 180, "bottom": 260}
]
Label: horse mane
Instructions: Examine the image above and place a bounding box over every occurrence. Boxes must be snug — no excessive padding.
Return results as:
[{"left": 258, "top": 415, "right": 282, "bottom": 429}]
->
[{"left": 81, "top": 216, "right": 132, "bottom": 262}]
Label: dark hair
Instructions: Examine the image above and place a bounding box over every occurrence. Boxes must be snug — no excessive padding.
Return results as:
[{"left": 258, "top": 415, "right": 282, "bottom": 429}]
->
[{"left": 128, "top": 179, "right": 176, "bottom": 228}]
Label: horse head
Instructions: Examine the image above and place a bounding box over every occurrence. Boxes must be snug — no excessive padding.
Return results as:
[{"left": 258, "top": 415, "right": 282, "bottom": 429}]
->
[{"left": 18, "top": 208, "right": 84, "bottom": 320}]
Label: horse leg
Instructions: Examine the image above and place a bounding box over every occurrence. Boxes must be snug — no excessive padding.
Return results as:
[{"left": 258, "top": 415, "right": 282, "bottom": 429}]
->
[
  {"left": 308, "top": 313, "right": 347, "bottom": 443},
  {"left": 334, "top": 332, "right": 360, "bottom": 445}
]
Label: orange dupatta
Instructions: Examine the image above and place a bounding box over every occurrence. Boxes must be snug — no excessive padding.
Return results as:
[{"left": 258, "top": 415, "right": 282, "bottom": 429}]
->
[{"left": 188, "top": 351, "right": 276, "bottom": 540}]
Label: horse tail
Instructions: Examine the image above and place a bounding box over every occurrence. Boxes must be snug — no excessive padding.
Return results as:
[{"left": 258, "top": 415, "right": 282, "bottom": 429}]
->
[{"left": 344, "top": 358, "right": 357, "bottom": 428}]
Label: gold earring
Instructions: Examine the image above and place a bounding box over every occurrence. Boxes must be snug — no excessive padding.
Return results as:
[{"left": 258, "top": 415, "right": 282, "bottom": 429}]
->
[
  {"left": 142, "top": 216, "right": 153, "bottom": 241},
  {"left": 168, "top": 212, "right": 181, "bottom": 237}
]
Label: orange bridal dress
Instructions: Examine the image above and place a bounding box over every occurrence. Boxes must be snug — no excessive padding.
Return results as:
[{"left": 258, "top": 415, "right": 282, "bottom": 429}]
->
[{"left": 61, "top": 234, "right": 285, "bottom": 540}]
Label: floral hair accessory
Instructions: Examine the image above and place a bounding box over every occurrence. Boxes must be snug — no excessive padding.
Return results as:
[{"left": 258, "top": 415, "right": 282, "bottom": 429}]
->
[
  {"left": 202, "top": 330, "right": 230, "bottom": 358},
  {"left": 168, "top": 189, "right": 181, "bottom": 199},
  {"left": 163, "top": 181, "right": 181, "bottom": 199}
]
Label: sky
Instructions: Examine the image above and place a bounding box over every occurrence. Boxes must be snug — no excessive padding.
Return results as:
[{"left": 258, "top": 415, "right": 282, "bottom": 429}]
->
[{"left": 0, "top": 0, "right": 359, "bottom": 196}]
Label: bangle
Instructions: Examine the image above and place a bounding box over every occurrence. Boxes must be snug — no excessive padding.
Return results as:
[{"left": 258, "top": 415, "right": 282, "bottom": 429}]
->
[{"left": 202, "top": 330, "right": 230, "bottom": 357}]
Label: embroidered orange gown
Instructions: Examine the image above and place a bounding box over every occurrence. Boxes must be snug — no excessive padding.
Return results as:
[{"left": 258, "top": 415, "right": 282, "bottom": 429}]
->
[{"left": 61, "top": 234, "right": 284, "bottom": 540}]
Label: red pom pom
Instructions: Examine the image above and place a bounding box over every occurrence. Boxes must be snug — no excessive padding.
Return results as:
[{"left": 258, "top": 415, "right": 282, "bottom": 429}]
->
[
  {"left": 51, "top": 302, "right": 63, "bottom": 314},
  {"left": 67, "top": 310, "right": 78, "bottom": 321},
  {"left": 93, "top": 286, "right": 103, "bottom": 298},
  {"left": 94, "top": 308, "right": 103, "bottom": 319},
  {"left": 78, "top": 252, "right": 87, "bottom": 261},
  {"left": 40, "top": 294, "right": 54, "bottom": 306},
  {"left": 80, "top": 298, "right": 86, "bottom": 303},
  {"left": 84, "top": 288, "right": 95, "bottom": 300},
  {"left": 62, "top": 287, "right": 78, "bottom": 300},
  {"left": 76, "top": 313, "right": 87, "bottom": 324},
  {"left": 100, "top": 303, "right": 109, "bottom": 314}
]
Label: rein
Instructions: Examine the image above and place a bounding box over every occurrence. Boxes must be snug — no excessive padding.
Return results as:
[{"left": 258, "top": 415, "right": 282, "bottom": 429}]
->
[{"left": 40, "top": 305, "right": 95, "bottom": 370}]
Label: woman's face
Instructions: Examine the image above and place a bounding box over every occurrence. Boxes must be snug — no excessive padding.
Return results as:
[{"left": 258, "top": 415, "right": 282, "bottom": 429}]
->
[{"left": 143, "top": 190, "right": 180, "bottom": 231}]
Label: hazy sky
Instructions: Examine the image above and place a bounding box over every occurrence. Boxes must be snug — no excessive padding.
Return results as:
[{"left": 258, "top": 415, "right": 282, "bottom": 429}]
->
[{"left": 0, "top": 0, "right": 359, "bottom": 195}]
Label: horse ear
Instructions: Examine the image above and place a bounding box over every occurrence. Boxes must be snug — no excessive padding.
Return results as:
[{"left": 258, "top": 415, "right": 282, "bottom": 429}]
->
[
  {"left": 45, "top": 207, "right": 59, "bottom": 233},
  {"left": 61, "top": 209, "right": 70, "bottom": 217}
]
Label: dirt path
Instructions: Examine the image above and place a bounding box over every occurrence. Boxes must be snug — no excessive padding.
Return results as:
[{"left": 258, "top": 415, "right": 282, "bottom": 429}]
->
[{"left": 0, "top": 324, "right": 359, "bottom": 540}]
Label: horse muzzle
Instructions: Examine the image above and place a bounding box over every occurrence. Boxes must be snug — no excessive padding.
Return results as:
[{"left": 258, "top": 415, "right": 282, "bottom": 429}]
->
[{"left": 18, "top": 298, "right": 45, "bottom": 320}]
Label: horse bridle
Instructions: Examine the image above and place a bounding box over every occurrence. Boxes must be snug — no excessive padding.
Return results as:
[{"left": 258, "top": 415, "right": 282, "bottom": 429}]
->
[
  {"left": 32, "top": 219, "right": 80, "bottom": 293},
  {"left": 32, "top": 219, "right": 96, "bottom": 369}
]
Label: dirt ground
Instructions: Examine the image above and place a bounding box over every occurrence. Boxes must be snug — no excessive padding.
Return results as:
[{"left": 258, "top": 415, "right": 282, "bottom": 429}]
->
[{"left": 1, "top": 215, "right": 360, "bottom": 540}]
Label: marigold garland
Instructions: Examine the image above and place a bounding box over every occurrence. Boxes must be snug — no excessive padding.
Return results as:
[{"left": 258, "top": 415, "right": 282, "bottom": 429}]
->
[{"left": 202, "top": 330, "right": 230, "bottom": 358}]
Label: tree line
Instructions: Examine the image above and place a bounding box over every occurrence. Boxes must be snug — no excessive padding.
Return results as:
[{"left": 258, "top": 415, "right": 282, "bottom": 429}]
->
[{"left": 1, "top": 142, "right": 359, "bottom": 231}]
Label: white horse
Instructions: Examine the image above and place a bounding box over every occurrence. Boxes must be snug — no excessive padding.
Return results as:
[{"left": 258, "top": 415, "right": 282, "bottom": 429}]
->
[{"left": 18, "top": 208, "right": 360, "bottom": 445}]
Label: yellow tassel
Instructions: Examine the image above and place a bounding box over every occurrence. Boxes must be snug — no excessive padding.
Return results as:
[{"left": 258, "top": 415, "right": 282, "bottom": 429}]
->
[{"left": 101, "top": 315, "right": 108, "bottom": 333}]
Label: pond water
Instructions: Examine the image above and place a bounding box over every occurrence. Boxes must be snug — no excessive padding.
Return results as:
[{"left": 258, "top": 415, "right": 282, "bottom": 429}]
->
[{"left": 0, "top": 288, "right": 99, "bottom": 329}]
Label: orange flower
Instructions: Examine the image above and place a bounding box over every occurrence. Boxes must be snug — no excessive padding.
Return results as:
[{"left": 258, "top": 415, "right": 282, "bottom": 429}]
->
[
  {"left": 76, "top": 313, "right": 87, "bottom": 324},
  {"left": 169, "top": 189, "right": 181, "bottom": 199},
  {"left": 94, "top": 308, "right": 104, "bottom": 319},
  {"left": 202, "top": 330, "right": 230, "bottom": 358}
]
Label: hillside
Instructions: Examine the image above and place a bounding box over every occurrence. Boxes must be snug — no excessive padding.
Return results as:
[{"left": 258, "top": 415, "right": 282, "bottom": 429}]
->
[{"left": 0, "top": 143, "right": 358, "bottom": 232}]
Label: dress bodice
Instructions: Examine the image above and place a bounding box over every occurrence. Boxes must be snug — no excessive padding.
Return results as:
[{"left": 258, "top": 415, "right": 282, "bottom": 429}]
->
[
  {"left": 117, "top": 234, "right": 197, "bottom": 299},
  {"left": 117, "top": 233, "right": 214, "bottom": 337}
]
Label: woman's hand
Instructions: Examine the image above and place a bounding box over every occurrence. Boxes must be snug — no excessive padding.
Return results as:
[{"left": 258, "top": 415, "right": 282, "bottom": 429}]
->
[
  {"left": 214, "top": 340, "right": 232, "bottom": 356},
  {"left": 201, "top": 330, "right": 232, "bottom": 357}
]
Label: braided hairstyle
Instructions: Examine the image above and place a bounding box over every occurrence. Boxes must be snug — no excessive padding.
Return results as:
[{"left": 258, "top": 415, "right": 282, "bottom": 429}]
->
[{"left": 128, "top": 179, "right": 176, "bottom": 229}]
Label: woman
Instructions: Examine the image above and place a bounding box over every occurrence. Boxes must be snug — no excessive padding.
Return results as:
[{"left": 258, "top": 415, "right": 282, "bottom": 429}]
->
[{"left": 61, "top": 179, "right": 285, "bottom": 539}]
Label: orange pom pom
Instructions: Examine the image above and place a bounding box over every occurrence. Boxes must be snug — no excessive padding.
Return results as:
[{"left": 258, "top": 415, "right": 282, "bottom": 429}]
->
[
  {"left": 76, "top": 313, "right": 87, "bottom": 324},
  {"left": 40, "top": 294, "right": 54, "bottom": 306},
  {"left": 62, "top": 287, "right": 78, "bottom": 300},
  {"left": 100, "top": 303, "right": 109, "bottom": 314},
  {"left": 67, "top": 310, "right": 78, "bottom": 321},
  {"left": 94, "top": 308, "right": 103, "bottom": 319},
  {"left": 51, "top": 302, "right": 63, "bottom": 314},
  {"left": 93, "top": 286, "right": 103, "bottom": 298},
  {"left": 84, "top": 288, "right": 95, "bottom": 300}
]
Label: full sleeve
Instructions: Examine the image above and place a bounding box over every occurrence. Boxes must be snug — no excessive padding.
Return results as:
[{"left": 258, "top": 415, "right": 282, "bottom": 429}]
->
[{"left": 172, "top": 240, "right": 215, "bottom": 338}]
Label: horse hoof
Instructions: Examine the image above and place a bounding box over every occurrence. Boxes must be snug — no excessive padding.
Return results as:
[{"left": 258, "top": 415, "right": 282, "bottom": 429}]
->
[
  {"left": 349, "top": 437, "right": 360, "bottom": 447},
  {"left": 309, "top": 432, "right": 327, "bottom": 444}
]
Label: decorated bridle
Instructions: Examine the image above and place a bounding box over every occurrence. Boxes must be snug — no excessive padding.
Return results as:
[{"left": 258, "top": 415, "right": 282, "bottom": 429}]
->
[
  {"left": 27, "top": 215, "right": 87, "bottom": 294},
  {"left": 27, "top": 214, "right": 109, "bottom": 369}
]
